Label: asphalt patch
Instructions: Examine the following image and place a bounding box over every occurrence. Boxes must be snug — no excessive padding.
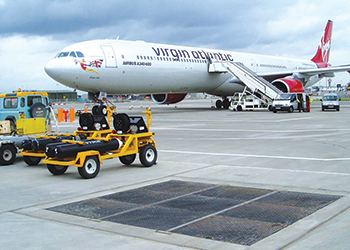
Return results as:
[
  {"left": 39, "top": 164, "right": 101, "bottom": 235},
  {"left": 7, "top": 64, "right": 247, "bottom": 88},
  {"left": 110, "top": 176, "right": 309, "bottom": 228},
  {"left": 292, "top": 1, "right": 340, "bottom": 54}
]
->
[{"left": 47, "top": 180, "right": 341, "bottom": 246}]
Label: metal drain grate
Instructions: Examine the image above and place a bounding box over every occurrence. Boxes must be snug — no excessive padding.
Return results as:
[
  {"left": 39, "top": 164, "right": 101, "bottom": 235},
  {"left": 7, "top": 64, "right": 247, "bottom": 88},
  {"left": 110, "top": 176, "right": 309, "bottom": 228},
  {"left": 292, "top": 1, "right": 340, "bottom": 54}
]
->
[{"left": 48, "top": 180, "right": 341, "bottom": 246}]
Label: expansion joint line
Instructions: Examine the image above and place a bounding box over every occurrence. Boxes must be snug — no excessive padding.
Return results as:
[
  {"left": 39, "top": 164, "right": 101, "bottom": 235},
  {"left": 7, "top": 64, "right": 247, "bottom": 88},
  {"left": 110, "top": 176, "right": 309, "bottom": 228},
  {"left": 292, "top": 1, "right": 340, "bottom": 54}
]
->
[
  {"left": 167, "top": 190, "right": 278, "bottom": 232},
  {"left": 97, "top": 184, "right": 222, "bottom": 221}
]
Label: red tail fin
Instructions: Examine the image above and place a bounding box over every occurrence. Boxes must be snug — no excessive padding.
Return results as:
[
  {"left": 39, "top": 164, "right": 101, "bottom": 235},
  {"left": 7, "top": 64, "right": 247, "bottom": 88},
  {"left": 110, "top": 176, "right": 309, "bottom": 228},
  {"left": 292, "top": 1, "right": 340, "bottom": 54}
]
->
[{"left": 311, "top": 20, "right": 333, "bottom": 68}]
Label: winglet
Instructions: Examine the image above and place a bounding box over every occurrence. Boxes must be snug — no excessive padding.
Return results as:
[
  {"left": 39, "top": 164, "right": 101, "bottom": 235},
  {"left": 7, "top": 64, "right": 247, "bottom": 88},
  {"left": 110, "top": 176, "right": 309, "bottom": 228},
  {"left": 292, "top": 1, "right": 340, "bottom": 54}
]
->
[{"left": 311, "top": 20, "right": 333, "bottom": 68}]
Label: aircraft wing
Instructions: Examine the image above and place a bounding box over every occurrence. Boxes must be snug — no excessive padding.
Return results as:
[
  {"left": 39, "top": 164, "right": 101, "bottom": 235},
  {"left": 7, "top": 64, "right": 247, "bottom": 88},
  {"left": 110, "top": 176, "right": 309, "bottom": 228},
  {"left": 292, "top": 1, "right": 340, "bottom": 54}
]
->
[{"left": 257, "top": 64, "right": 350, "bottom": 81}]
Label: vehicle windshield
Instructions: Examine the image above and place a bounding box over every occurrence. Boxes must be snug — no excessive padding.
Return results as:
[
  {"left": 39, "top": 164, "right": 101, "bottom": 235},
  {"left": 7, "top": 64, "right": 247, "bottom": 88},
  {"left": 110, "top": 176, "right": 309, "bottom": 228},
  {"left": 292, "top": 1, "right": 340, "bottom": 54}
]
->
[
  {"left": 323, "top": 95, "right": 338, "bottom": 101},
  {"left": 275, "top": 94, "right": 294, "bottom": 100}
]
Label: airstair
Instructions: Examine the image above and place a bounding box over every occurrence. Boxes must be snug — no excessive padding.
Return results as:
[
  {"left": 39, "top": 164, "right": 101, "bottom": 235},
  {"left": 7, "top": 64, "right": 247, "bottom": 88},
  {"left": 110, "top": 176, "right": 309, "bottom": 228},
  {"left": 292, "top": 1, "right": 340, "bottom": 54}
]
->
[{"left": 209, "top": 61, "right": 283, "bottom": 102}]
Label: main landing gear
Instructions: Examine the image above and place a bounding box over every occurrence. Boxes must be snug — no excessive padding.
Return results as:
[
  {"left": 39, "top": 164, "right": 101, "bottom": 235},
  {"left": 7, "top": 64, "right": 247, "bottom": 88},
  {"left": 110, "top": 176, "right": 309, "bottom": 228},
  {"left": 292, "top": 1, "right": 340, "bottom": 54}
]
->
[{"left": 215, "top": 98, "right": 230, "bottom": 109}]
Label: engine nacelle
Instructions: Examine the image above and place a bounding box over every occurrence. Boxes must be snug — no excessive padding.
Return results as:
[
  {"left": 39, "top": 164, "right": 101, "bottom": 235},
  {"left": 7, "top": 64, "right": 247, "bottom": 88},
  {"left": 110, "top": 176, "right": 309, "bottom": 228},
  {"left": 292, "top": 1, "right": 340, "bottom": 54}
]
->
[
  {"left": 272, "top": 78, "right": 305, "bottom": 93},
  {"left": 151, "top": 93, "right": 187, "bottom": 104}
]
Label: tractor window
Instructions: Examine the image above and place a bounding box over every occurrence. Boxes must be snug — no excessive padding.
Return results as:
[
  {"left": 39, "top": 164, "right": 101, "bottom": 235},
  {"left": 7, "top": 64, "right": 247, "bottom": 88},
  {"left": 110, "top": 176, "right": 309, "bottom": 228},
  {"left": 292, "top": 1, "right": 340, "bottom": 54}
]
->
[
  {"left": 43, "top": 97, "right": 49, "bottom": 106},
  {"left": 20, "top": 97, "right": 25, "bottom": 107},
  {"left": 27, "top": 96, "right": 42, "bottom": 107},
  {"left": 4, "top": 97, "right": 18, "bottom": 109}
]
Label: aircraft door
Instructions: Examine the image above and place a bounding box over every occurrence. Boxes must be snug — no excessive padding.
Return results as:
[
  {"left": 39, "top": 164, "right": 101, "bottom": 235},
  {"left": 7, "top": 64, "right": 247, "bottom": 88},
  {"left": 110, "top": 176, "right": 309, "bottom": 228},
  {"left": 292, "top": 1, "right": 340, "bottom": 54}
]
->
[{"left": 101, "top": 45, "right": 117, "bottom": 68}]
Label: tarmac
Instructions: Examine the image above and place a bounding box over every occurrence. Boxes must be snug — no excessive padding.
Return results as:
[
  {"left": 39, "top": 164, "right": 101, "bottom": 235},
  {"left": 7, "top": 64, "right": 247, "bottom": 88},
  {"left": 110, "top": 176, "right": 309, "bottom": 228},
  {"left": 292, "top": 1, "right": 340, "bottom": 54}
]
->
[{"left": 0, "top": 99, "right": 349, "bottom": 250}]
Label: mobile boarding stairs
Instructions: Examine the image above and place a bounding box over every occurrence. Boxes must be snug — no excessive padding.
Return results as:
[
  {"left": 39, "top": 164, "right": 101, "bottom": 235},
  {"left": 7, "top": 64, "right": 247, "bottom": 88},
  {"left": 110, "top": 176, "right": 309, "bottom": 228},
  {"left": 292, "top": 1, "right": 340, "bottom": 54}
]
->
[{"left": 209, "top": 61, "right": 283, "bottom": 110}]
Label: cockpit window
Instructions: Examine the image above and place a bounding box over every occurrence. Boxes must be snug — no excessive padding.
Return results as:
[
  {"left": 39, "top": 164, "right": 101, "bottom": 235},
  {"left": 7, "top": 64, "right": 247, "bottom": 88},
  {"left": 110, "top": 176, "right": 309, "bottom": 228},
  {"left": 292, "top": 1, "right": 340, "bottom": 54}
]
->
[
  {"left": 56, "top": 51, "right": 84, "bottom": 58},
  {"left": 57, "top": 52, "right": 69, "bottom": 58},
  {"left": 76, "top": 51, "right": 84, "bottom": 57}
]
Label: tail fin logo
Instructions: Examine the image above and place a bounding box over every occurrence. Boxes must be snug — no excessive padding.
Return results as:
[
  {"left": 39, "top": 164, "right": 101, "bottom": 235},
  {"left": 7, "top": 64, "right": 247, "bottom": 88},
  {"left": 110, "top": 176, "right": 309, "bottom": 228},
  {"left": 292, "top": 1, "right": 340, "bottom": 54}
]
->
[
  {"left": 311, "top": 20, "right": 333, "bottom": 67},
  {"left": 319, "top": 31, "right": 331, "bottom": 63}
]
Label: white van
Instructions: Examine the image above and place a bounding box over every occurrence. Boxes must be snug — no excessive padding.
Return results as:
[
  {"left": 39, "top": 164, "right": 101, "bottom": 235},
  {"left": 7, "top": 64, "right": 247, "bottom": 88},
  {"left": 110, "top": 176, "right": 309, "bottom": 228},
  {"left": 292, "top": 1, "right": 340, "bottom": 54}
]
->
[
  {"left": 321, "top": 93, "right": 340, "bottom": 111},
  {"left": 271, "top": 93, "right": 306, "bottom": 113}
]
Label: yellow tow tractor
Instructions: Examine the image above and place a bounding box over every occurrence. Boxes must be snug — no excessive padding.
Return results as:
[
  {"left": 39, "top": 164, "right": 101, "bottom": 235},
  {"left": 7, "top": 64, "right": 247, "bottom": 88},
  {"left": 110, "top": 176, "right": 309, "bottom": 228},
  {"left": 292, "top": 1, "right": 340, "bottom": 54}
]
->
[{"left": 20, "top": 101, "right": 157, "bottom": 179}]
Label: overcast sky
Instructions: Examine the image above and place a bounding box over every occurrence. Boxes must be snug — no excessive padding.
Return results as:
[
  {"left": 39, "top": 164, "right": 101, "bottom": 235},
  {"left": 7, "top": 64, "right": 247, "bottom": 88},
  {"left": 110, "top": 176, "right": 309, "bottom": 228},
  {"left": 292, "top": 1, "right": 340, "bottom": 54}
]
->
[{"left": 1, "top": 0, "right": 350, "bottom": 93}]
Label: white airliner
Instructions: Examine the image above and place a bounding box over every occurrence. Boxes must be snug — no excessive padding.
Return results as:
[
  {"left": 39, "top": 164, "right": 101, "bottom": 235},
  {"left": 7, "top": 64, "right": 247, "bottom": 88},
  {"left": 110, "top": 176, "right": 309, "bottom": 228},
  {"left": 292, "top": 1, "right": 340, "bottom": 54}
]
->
[{"left": 45, "top": 20, "right": 350, "bottom": 108}]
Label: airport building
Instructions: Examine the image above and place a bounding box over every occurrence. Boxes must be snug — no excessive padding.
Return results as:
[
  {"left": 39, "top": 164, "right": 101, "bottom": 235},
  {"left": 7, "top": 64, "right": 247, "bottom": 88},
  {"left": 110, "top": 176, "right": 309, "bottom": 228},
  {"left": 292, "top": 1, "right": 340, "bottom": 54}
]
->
[{"left": 46, "top": 90, "right": 78, "bottom": 102}]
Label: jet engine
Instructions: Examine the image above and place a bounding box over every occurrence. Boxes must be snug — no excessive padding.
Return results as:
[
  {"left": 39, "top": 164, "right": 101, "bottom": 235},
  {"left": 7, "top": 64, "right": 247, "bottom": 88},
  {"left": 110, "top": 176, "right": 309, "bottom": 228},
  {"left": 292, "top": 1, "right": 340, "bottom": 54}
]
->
[
  {"left": 271, "top": 78, "right": 305, "bottom": 93},
  {"left": 151, "top": 93, "right": 187, "bottom": 104}
]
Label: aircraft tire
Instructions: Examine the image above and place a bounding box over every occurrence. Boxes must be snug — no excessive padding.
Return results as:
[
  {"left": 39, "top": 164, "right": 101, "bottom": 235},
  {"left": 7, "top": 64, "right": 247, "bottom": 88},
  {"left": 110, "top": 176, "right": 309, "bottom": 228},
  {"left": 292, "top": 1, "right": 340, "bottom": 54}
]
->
[
  {"left": 223, "top": 99, "right": 230, "bottom": 109},
  {"left": 215, "top": 100, "right": 223, "bottom": 109},
  {"left": 92, "top": 105, "right": 99, "bottom": 115},
  {"left": 99, "top": 105, "right": 107, "bottom": 116}
]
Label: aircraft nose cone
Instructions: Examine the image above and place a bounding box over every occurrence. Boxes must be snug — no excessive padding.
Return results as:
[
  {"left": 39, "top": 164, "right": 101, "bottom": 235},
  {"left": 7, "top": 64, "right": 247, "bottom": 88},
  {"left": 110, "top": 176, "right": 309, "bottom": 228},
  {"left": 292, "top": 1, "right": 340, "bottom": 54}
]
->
[{"left": 44, "top": 59, "right": 61, "bottom": 80}]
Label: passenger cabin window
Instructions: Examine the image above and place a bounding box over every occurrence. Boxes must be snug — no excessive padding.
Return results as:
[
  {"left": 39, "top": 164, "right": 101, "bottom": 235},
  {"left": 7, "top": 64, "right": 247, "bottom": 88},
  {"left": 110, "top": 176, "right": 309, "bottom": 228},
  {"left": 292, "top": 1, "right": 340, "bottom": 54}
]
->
[
  {"left": 27, "top": 96, "right": 42, "bottom": 107},
  {"left": 4, "top": 98, "right": 18, "bottom": 109}
]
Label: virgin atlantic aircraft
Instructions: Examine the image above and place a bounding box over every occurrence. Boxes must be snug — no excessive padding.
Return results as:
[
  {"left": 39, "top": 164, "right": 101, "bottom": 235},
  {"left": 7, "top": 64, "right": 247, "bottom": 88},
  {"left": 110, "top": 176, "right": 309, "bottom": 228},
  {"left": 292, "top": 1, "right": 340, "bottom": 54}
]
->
[{"left": 45, "top": 20, "right": 350, "bottom": 108}]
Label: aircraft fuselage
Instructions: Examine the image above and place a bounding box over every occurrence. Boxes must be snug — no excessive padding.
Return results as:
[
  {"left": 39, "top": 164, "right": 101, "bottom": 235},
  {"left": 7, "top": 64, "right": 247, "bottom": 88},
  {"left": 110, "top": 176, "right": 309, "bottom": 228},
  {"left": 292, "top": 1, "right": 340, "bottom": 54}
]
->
[{"left": 45, "top": 39, "right": 318, "bottom": 97}]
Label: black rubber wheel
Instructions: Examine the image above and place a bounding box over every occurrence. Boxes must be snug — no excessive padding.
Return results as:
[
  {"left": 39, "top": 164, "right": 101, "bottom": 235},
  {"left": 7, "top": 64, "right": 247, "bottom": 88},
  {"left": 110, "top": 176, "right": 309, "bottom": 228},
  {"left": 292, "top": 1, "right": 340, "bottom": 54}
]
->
[
  {"left": 288, "top": 106, "right": 294, "bottom": 113},
  {"left": 92, "top": 105, "right": 99, "bottom": 115},
  {"left": 78, "top": 156, "right": 100, "bottom": 179},
  {"left": 47, "top": 164, "right": 68, "bottom": 175},
  {"left": 30, "top": 103, "right": 47, "bottom": 118},
  {"left": 223, "top": 99, "right": 230, "bottom": 109},
  {"left": 237, "top": 105, "right": 242, "bottom": 111},
  {"left": 0, "top": 144, "right": 16, "bottom": 165},
  {"left": 139, "top": 145, "right": 157, "bottom": 167},
  {"left": 119, "top": 154, "right": 136, "bottom": 165},
  {"left": 79, "top": 113, "right": 94, "bottom": 130},
  {"left": 99, "top": 105, "right": 107, "bottom": 116},
  {"left": 113, "top": 113, "right": 130, "bottom": 133},
  {"left": 23, "top": 156, "right": 42, "bottom": 166},
  {"left": 215, "top": 100, "right": 223, "bottom": 109}
]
